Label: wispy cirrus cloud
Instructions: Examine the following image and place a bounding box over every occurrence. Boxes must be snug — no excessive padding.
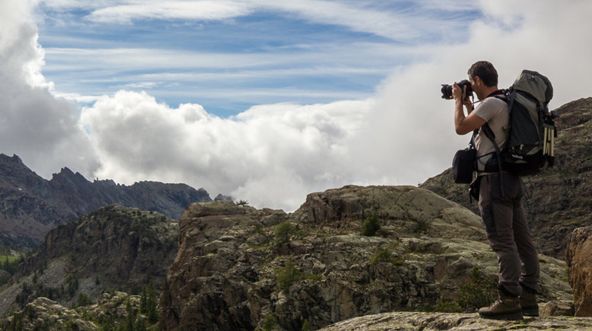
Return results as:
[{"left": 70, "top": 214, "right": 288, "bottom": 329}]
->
[
  {"left": 42, "top": 0, "right": 475, "bottom": 42},
  {"left": 88, "top": 1, "right": 251, "bottom": 24},
  {"left": 38, "top": 1, "right": 471, "bottom": 110},
  {"left": 40, "top": 42, "right": 417, "bottom": 109}
]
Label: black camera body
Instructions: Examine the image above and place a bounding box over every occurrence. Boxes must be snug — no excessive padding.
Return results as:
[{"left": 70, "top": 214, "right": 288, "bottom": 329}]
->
[{"left": 441, "top": 80, "right": 472, "bottom": 99}]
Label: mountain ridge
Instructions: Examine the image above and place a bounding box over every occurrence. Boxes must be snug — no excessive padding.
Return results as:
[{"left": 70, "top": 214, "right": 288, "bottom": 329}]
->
[{"left": 0, "top": 153, "right": 211, "bottom": 251}]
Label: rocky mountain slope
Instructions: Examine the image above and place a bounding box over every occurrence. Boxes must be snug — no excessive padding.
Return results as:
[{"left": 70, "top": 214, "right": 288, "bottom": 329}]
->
[
  {"left": 0, "top": 153, "right": 210, "bottom": 251},
  {"left": 421, "top": 97, "right": 592, "bottom": 259},
  {"left": 159, "top": 186, "right": 573, "bottom": 331},
  {"left": 0, "top": 205, "right": 178, "bottom": 317}
]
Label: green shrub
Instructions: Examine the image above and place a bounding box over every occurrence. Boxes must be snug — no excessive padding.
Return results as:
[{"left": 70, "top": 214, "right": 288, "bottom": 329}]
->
[
  {"left": 77, "top": 293, "right": 92, "bottom": 307},
  {"left": 0, "top": 255, "right": 23, "bottom": 275},
  {"left": 301, "top": 319, "right": 312, "bottom": 331},
  {"left": 275, "top": 261, "right": 303, "bottom": 292},
  {"left": 361, "top": 215, "right": 380, "bottom": 236},
  {"left": 414, "top": 218, "right": 429, "bottom": 234},
  {"left": 457, "top": 267, "right": 497, "bottom": 310},
  {"left": 260, "top": 313, "right": 279, "bottom": 331},
  {"left": 273, "top": 222, "right": 297, "bottom": 247},
  {"left": 434, "top": 298, "right": 462, "bottom": 312},
  {"left": 369, "top": 246, "right": 404, "bottom": 266}
]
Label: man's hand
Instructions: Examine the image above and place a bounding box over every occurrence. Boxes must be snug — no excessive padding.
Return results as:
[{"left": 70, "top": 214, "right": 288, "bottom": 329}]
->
[
  {"left": 453, "top": 83, "right": 483, "bottom": 135},
  {"left": 452, "top": 83, "right": 463, "bottom": 101},
  {"left": 453, "top": 83, "right": 473, "bottom": 111}
]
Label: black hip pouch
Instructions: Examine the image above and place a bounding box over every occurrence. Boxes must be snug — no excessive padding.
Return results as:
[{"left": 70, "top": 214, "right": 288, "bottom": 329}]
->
[{"left": 452, "top": 148, "right": 476, "bottom": 184}]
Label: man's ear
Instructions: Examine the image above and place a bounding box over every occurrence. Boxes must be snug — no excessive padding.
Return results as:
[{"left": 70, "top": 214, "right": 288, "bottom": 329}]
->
[{"left": 473, "top": 76, "right": 482, "bottom": 87}]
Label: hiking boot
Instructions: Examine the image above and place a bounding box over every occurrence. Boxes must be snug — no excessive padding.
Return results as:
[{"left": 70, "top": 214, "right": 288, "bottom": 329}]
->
[
  {"left": 478, "top": 293, "right": 523, "bottom": 320},
  {"left": 520, "top": 287, "right": 539, "bottom": 317}
]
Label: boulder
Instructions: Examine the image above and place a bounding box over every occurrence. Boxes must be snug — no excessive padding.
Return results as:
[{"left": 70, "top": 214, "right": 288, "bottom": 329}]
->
[{"left": 566, "top": 226, "right": 592, "bottom": 316}]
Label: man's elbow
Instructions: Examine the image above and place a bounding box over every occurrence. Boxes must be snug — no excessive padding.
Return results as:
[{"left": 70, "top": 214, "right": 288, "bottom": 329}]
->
[{"left": 455, "top": 126, "right": 469, "bottom": 135}]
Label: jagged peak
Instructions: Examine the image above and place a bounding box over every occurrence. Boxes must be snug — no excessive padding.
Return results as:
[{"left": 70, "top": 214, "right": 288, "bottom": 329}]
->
[
  {"left": 0, "top": 154, "right": 25, "bottom": 171},
  {"left": 0, "top": 153, "right": 23, "bottom": 164},
  {"left": 58, "top": 167, "right": 74, "bottom": 175},
  {"left": 0, "top": 153, "right": 43, "bottom": 183},
  {"left": 51, "top": 167, "right": 84, "bottom": 178}
]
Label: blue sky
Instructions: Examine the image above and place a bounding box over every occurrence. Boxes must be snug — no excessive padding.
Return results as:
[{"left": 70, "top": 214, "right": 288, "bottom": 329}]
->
[
  {"left": 37, "top": 0, "right": 480, "bottom": 116},
  {"left": 6, "top": 0, "right": 589, "bottom": 211}
]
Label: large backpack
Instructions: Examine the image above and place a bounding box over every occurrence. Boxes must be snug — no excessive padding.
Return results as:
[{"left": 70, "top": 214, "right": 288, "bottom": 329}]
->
[{"left": 483, "top": 70, "right": 556, "bottom": 176}]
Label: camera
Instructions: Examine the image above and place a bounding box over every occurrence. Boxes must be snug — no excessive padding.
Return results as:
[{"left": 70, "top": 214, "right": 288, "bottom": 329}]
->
[{"left": 441, "top": 80, "right": 472, "bottom": 100}]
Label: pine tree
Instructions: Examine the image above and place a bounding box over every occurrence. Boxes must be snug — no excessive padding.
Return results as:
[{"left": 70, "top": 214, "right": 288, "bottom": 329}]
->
[
  {"left": 140, "top": 288, "right": 148, "bottom": 313},
  {"left": 126, "top": 299, "right": 135, "bottom": 331},
  {"left": 135, "top": 318, "right": 147, "bottom": 331},
  {"left": 147, "top": 289, "right": 158, "bottom": 323}
]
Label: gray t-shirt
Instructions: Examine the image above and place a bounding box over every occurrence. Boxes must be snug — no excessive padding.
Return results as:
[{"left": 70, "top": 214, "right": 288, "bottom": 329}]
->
[{"left": 473, "top": 97, "right": 509, "bottom": 172}]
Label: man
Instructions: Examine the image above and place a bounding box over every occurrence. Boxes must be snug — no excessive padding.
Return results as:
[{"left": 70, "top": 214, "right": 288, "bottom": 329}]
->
[{"left": 452, "top": 61, "right": 540, "bottom": 320}]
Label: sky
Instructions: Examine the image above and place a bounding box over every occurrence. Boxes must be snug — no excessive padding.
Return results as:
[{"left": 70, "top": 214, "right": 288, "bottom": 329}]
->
[{"left": 1, "top": 0, "right": 592, "bottom": 211}]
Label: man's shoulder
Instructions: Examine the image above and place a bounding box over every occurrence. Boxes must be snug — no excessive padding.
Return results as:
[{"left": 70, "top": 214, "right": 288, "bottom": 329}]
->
[
  {"left": 477, "top": 96, "right": 508, "bottom": 113},
  {"left": 481, "top": 96, "right": 508, "bottom": 107}
]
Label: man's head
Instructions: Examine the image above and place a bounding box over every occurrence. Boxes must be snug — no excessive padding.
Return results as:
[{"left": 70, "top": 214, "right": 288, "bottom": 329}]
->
[{"left": 467, "top": 61, "right": 499, "bottom": 100}]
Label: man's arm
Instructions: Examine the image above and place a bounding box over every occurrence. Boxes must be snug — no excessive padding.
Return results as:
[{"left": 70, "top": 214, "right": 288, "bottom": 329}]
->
[{"left": 452, "top": 84, "right": 485, "bottom": 135}]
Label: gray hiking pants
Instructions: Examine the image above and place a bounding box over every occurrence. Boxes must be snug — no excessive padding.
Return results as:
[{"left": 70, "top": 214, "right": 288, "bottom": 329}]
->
[{"left": 478, "top": 172, "right": 540, "bottom": 297}]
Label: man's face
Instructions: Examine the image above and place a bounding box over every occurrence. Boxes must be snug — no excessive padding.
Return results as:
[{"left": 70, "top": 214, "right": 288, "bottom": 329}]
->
[{"left": 469, "top": 75, "right": 485, "bottom": 100}]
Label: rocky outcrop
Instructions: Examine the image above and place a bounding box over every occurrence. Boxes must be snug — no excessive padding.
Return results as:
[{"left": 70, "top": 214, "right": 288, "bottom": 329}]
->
[
  {"left": 566, "top": 226, "right": 592, "bottom": 316},
  {"left": 318, "top": 311, "right": 592, "bottom": 330},
  {"left": 421, "top": 98, "right": 592, "bottom": 259},
  {"left": 160, "top": 186, "right": 573, "bottom": 331},
  {"left": 1, "top": 297, "right": 97, "bottom": 331},
  {"left": 0, "top": 153, "right": 211, "bottom": 251},
  {"left": 0, "top": 205, "right": 178, "bottom": 316},
  {"left": 214, "top": 193, "right": 233, "bottom": 202},
  {"left": 1, "top": 291, "right": 156, "bottom": 330}
]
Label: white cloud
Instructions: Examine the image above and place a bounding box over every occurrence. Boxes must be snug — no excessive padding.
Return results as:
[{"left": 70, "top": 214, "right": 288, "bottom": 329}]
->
[
  {"left": 80, "top": 91, "right": 371, "bottom": 211},
  {"left": 0, "top": 0, "right": 99, "bottom": 178},
  {"left": 88, "top": 1, "right": 251, "bottom": 24}
]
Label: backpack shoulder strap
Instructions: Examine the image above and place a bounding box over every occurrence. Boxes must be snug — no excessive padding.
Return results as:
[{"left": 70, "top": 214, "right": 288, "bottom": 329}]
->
[{"left": 482, "top": 123, "right": 505, "bottom": 197}]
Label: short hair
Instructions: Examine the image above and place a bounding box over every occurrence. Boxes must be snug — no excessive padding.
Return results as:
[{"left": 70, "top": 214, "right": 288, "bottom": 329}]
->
[{"left": 468, "top": 61, "right": 498, "bottom": 87}]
